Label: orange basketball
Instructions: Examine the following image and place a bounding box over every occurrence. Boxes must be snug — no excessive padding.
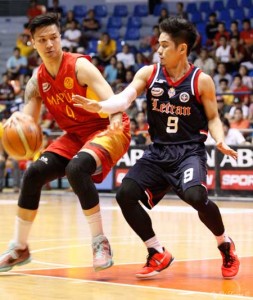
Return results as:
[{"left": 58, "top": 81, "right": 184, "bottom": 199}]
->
[{"left": 2, "top": 118, "right": 43, "bottom": 160}]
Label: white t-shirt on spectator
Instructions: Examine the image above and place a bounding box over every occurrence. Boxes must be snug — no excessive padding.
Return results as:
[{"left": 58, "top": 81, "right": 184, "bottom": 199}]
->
[{"left": 205, "top": 129, "right": 246, "bottom": 145}]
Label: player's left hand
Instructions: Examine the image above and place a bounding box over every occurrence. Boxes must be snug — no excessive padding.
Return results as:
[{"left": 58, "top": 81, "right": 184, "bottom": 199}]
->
[{"left": 216, "top": 142, "right": 238, "bottom": 160}]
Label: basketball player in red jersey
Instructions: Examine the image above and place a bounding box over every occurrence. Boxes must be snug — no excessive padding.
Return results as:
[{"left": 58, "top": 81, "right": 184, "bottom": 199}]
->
[
  {"left": 72, "top": 17, "right": 240, "bottom": 279},
  {"left": 0, "top": 13, "right": 130, "bottom": 272}
]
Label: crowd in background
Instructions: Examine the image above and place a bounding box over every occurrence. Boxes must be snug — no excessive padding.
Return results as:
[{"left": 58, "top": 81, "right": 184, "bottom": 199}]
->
[{"left": 0, "top": 0, "right": 253, "bottom": 191}]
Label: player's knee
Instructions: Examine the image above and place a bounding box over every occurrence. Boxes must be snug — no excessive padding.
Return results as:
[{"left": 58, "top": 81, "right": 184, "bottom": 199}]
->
[
  {"left": 65, "top": 152, "right": 96, "bottom": 184},
  {"left": 116, "top": 178, "right": 144, "bottom": 208},
  {"left": 183, "top": 185, "right": 208, "bottom": 211},
  {"left": 22, "top": 162, "right": 47, "bottom": 188}
]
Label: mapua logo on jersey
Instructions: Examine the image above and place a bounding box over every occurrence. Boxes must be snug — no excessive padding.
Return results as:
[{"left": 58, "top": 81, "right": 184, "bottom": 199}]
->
[
  {"left": 42, "top": 82, "right": 51, "bottom": 92},
  {"left": 179, "top": 92, "right": 190, "bottom": 103},
  {"left": 168, "top": 87, "right": 176, "bottom": 98},
  {"left": 64, "top": 77, "right": 74, "bottom": 89},
  {"left": 151, "top": 87, "right": 164, "bottom": 97}
]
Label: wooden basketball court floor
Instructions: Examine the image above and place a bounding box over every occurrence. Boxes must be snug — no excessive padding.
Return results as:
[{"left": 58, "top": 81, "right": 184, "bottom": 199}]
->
[{"left": 0, "top": 190, "right": 252, "bottom": 300}]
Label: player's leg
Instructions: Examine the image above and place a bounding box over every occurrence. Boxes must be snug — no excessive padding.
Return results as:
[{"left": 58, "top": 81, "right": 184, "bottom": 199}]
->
[
  {"left": 0, "top": 151, "right": 69, "bottom": 272},
  {"left": 65, "top": 128, "right": 130, "bottom": 271},
  {"left": 116, "top": 160, "right": 174, "bottom": 278},
  {"left": 180, "top": 153, "right": 240, "bottom": 278}
]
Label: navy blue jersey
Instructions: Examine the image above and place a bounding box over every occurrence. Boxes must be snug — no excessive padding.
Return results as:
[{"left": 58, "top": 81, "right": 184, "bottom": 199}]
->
[{"left": 146, "top": 63, "right": 208, "bottom": 144}]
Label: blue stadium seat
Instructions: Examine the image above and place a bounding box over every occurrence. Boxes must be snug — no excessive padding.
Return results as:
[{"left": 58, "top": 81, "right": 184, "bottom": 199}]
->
[
  {"left": 212, "top": 0, "right": 225, "bottom": 11},
  {"left": 124, "top": 28, "right": 140, "bottom": 40},
  {"left": 133, "top": 4, "right": 149, "bottom": 17},
  {"left": 232, "top": 9, "right": 245, "bottom": 22},
  {"left": 241, "top": 0, "right": 252, "bottom": 9},
  {"left": 247, "top": 7, "right": 253, "bottom": 18},
  {"left": 87, "top": 39, "right": 98, "bottom": 54},
  {"left": 226, "top": 0, "right": 239, "bottom": 10},
  {"left": 189, "top": 12, "right": 203, "bottom": 24},
  {"left": 196, "top": 22, "right": 206, "bottom": 35},
  {"left": 94, "top": 5, "right": 108, "bottom": 18},
  {"left": 107, "top": 27, "right": 120, "bottom": 40},
  {"left": 127, "top": 16, "right": 142, "bottom": 29},
  {"left": 199, "top": 1, "right": 211, "bottom": 15},
  {"left": 186, "top": 3, "right": 197, "bottom": 13},
  {"left": 153, "top": 3, "right": 169, "bottom": 16},
  {"left": 73, "top": 5, "right": 87, "bottom": 19},
  {"left": 113, "top": 4, "right": 128, "bottom": 17},
  {"left": 107, "top": 17, "right": 122, "bottom": 29},
  {"left": 218, "top": 10, "right": 231, "bottom": 22}
]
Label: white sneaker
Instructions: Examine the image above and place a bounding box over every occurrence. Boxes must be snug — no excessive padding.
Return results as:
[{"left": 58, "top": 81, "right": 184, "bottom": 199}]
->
[{"left": 92, "top": 235, "right": 113, "bottom": 272}]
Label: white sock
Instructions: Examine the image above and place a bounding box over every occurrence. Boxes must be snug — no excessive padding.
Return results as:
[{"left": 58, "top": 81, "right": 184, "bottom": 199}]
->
[
  {"left": 86, "top": 211, "right": 104, "bottom": 239},
  {"left": 215, "top": 232, "right": 230, "bottom": 246},
  {"left": 144, "top": 236, "right": 163, "bottom": 253},
  {"left": 13, "top": 216, "right": 33, "bottom": 249}
]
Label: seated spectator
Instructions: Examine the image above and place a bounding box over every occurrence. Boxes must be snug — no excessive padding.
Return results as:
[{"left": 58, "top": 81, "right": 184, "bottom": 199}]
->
[
  {"left": 216, "top": 79, "right": 234, "bottom": 106},
  {"left": 140, "top": 25, "right": 159, "bottom": 54},
  {"left": 133, "top": 52, "right": 147, "bottom": 73},
  {"left": 205, "top": 117, "right": 249, "bottom": 145},
  {"left": 135, "top": 110, "right": 151, "bottom": 145},
  {"left": 176, "top": 2, "right": 188, "bottom": 20},
  {"left": 61, "top": 10, "right": 77, "bottom": 32},
  {"left": 47, "top": 0, "right": 63, "bottom": 20},
  {"left": 16, "top": 34, "right": 34, "bottom": 58},
  {"left": 26, "top": 0, "right": 46, "bottom": 20},
  {"left": 81, "top": 9, "right": 101, "bottom": 40},
  {"left": 230, "top": 107, "right": 251, "bottom": 140},
  {"left": 231, "top": 73, "right": 251, "bottom": 105},
  {"left": 205, "top": 12, "right": 219, "bottom": 49},
  {"left": 240, "top": 18, "right": 253, "bottom": 53},
  {"left": 61, "top": 20, "right": 82, "bottom": 52},
  {"left": 229, "top": 37, "right": 247, "bottom": 72},
  {"left": 238, "top": 64, "right": 253, "bottom": 90},
  {"left": 97, "top": 32, "right": 117, "bottom": 65},
  {"left": 114, "top": 61, "right": 126, "bottom": 86},
  {"left": 213, "top": 62, "right": 233, "bottom": 89},
  {"left": 116, "top": 44, "right": 135, "bottom": 70},
  {"left": 6, "top": 47, "right": 28, "bottom": 86},
  {"left": 126, "top": 102, "right": 139, "bottom": 120},
  {"left": 229, "top": 20, "right": 241, "bottom": 40},
  {"left": 91, "top": 56, "right": 104, "bottom": 74},
  {"left": 103, "top": 56, "right": 118, "bottom": 86},
  {"left": 158, "top": 8, "right": 169, "bottom": 24},
  {"left": 0, "top": 72, "right": 15, "bottom": 120},
  {"left": 215, "top": 35, "right": 231, "bottom": 65},
  {"left": 216, "top": 96, "right": 231, "bottom": 119},
  {"left": 227, "top": 97, "right": 249, "bottom": 120},
  {"left": 129, "top": 118, "right": 146, "bottom": 146},
  {"left": 194, "top": 47, "right": 216, "bottom": 76},
  {"left": 213, "top": 22, "right": 230, "bottom": 48}
]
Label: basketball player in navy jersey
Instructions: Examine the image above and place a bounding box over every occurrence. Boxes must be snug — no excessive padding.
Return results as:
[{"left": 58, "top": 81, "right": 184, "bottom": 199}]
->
[{"left": 72, "top": 17, "right": 240, "bottom": 279}]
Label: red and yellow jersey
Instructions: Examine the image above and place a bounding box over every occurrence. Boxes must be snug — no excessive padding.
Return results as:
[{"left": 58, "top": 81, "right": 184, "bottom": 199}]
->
[{"left": 37, "top": 52, "right": 110, "bottom": 137}]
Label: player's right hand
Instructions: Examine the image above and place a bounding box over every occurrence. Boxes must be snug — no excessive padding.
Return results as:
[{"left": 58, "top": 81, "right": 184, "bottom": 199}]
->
[
  {"left": 72, "top": 95, "right": 102, "bottom": 113},
  {"left": 3, "top": 111, "right": 34, "bottom": 128}
]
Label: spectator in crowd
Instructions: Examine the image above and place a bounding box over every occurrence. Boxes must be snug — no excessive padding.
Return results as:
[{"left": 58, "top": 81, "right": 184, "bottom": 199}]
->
[
  {"left": 213, "top": 62, "right": 233, "bottom": 89},
  {"left": 229, "top": 20, "right": 240, "bottom": 40},
  {"left": 214, "top": 22, "right": 230, "bottom": 48},
  {"left": 194, "top": 47, "right": 216, "bottom": 76},
  {"left": 26, "top": 0, "right": 46, "bottom": 20},
  {"left": 240, "top": 18, "right": 253, "bottom": 53},
  {"left": 97, "top": 32, "right": 117, "bottom": 65},
  {"left": 81, "top": 9, "right": 101, "bottom": 40},
  {"left": 227, "top": 97, "right": 249, "bottom": 120},
  {"left": 215, "top": 35, "right": 231, "bottom": 65},
  {"left": 135, "top": 110, "right": 150, "bottom": 145},
  {"left": 6, "top": 47, "right": 28, "bottom": 86},
  {"left": 129, "top": 118, "right": 146, "bottom": 146},
  {"left": 231, "top": 73, "right": 251, "bottom": 105},
  {"left": 61, "top": 10, "right": 76, "bottom": 32},
  {"left": 133, "top": 52, "right": 147, "bottom": 73},
  {"left": 103, "top": 56, "right": 118, "bottom": 87},
  {"left": 116, "top": 44, "right": 135, "bottom": 70},
  {"left": 176, "top": 2, "right": 188, "bottom": 20},
  {"left": 16, "top": 34, "right": 34, "bottom": 58},
  {"left": 91, "top": 56, "right": 104, "bottom": 74},
  {"left": 148, "top": 0, "right": 161, "bottom": 14},
  {"left": 0, "top": 73, "right": 15, "bottom": 120},
  {"left": 205, "top": 117, "right": 249, "bottom": 145},
  {"left": 125, "top": 70, "right": 135, "bottom": 85},
  {"left": 47, "top": 0, "right": 63, "bottom": 20},
  {"left": 229, "top": 37, "right": 247, "bottom": 72},
  {"left": 61, "top": 20, "right": 82, "bottom": 52},
  {"left": 216, "top": 96, "right": 231, "bottom": 119},
  {"left": 248, "top": 96, "right": 253, "bottom": 122},
  {"left": 205, "top": 12, "right": 219, "bottom": 48},
  {"left": 238, "top": 64, "right": 253, "bottom": 90},
  {"left": 230, "top": 107, "right": 251, "bottom": 141},
  {"left": 114, "top": 61, "right": 126, "bottom": 86},
  {"left": 216, "top": 78, "right": 234, "bottom": 106},
  {"left": 158, "top": 8, "right": 169, "bottom": 24}
]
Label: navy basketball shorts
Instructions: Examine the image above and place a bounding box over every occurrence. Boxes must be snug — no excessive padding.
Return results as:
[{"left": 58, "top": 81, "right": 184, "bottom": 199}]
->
[{"left": 124, "top": 142, "right": 207, "bottom": 209}]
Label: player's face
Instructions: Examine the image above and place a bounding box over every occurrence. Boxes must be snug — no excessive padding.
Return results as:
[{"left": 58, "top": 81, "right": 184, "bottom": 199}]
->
[
  {"left": 157, "top": 32, "right": 184, "bottom": 67},
  {"left": 32, "top": 24, "right": 62, "bottom": 61}
]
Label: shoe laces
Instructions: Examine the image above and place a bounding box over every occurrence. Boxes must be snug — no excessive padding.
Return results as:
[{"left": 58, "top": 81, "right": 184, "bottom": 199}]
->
[
  {"left": 93, "top": 240, "right": 110, "bottom": 259},
  {"left": 222, "top": 248, "right": 235, "bottom": 268},
  {"left": 144, "top": 248, "right": 158, "bottom": 267}
]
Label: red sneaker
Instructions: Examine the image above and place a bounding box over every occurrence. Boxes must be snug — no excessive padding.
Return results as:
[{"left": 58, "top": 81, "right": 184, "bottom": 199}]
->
[
  {"left": 0, "top": 243, "right": 31, "bottom": 272},
  {"left": 136, "top": 247, "right": 174, "bottom": 278},
  {"left": 218, "top": 238, "right": 240, "bottom": 278}
]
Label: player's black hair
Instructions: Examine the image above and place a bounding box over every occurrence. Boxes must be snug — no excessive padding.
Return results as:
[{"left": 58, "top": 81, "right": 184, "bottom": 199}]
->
[
  {"left": 28, "top": 13, "right": 60, "bottom": 37},
  {"left": 159, "top": 16, "right": 197, "bottom": 55}
]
